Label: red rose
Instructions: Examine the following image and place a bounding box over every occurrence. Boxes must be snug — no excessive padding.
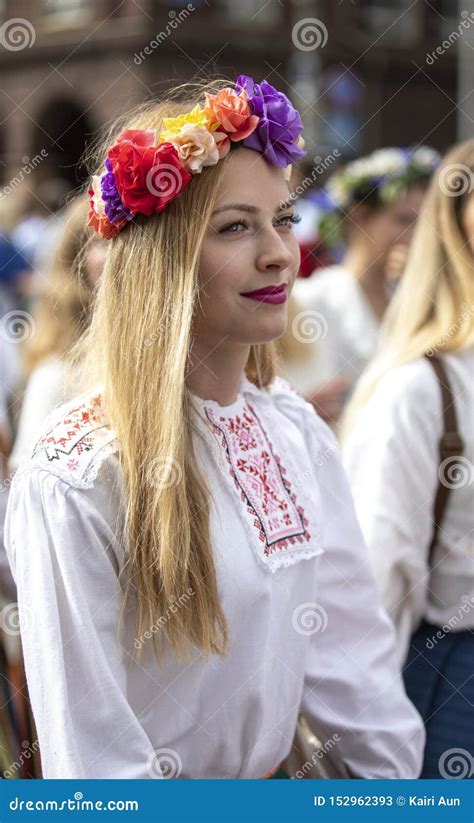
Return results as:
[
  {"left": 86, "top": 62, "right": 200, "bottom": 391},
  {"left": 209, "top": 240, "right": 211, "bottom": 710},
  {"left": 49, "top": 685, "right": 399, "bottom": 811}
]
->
[{"left": 108, "top": 134, "right": 192, "bottom": 216}]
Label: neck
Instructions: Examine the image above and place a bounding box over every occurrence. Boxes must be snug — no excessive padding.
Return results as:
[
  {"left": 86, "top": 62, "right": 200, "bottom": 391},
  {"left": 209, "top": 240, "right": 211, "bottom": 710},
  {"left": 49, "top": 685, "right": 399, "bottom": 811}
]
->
[
  {"left": 342, "top": 245, "right": 389, "bottom": 321},
  {"left": 342, "top": 246, "right": 386, "bottom": 289},
  {"left": 186, "top": 338, "right": 250, "bottom": 405}
]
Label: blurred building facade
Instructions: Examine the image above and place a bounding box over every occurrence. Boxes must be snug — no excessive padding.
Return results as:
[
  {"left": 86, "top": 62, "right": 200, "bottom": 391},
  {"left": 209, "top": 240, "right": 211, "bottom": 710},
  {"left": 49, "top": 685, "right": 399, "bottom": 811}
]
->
[{"left": 0, "top": 0, "right": 463, "bottom": 199}]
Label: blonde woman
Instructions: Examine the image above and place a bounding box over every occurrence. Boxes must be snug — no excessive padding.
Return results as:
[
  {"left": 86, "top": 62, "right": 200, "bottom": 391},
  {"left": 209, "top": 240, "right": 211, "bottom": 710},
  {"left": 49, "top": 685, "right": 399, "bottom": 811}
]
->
[
  {"left": 4, "top": 78, "right": 423, "bottom": 779},
  {"left": 342, "top": 140, "right": 474, "bottom": 778},
  {"left": 9, "top": 195, "right": 106, "bottom": 471}
]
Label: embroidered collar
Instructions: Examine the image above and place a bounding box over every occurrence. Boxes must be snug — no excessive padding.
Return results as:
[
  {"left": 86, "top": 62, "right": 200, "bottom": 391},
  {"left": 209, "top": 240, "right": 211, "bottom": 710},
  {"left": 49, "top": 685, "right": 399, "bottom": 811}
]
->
[{"left": 190, "top": 374, "right": 264, "bottom": 416}]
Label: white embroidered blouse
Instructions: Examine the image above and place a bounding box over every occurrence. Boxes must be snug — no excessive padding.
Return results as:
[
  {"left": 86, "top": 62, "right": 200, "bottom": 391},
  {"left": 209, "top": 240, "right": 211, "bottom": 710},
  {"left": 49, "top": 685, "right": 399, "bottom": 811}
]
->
[{"left": 4, "top": 376, "right": 424, "bottom": 779}]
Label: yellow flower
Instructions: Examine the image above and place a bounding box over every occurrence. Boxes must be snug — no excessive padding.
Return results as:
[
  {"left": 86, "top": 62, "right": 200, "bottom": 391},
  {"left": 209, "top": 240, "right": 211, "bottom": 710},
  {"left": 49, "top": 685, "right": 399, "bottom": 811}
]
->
[{"left": 160, "top": 104, "right": 210, "bottom": 142}]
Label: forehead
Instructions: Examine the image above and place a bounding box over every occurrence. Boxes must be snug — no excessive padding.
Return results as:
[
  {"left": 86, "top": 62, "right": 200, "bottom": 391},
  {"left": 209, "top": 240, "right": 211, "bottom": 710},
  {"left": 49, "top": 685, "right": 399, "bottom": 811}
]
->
[
  {"left": 214, "top": 147, "right": 290, "bottom": 210},
  {"left": 392, "top": 185, "right": 426, "bottom": 211}
]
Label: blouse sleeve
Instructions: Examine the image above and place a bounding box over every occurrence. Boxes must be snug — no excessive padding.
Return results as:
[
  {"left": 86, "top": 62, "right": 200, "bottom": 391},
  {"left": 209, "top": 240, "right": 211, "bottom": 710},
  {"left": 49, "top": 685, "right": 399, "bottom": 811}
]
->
[
  {"left": 342, "top": 362, "right": 440, "bottom": 662},
  {"left": 298, "top": 408, "right": 425, "bottom": 778},
  {"left": 4, "top": 466, "right": 162, "bottom": 779}
]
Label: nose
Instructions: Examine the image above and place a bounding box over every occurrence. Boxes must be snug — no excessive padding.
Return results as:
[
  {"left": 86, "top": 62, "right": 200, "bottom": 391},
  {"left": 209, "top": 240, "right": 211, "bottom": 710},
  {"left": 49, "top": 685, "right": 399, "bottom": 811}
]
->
[{"left": 255, "top": 225, "right": 298, "bottom": 274}]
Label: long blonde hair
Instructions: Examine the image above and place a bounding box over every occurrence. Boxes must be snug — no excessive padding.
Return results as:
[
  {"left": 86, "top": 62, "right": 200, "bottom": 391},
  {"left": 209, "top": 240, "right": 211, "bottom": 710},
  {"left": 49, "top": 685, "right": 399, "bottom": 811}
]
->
[
  {"left": 342, "top": 139, "right": 474, "bottom": 437},
  {"left": 72, "top": 82, "right": 277, "bottom": 662},
  {"left": 23, "top": 193, "right": 96, "bottom": 375}
]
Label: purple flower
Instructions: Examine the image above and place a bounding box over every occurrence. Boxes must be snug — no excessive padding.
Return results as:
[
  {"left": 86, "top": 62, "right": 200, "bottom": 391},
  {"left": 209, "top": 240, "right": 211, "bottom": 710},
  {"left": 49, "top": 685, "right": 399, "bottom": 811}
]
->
[
  {"left": 235, "top": 75, "right": 305, "bottom": 168},
  {"left": 101, "top": 158, "right": 133, "bottom": 224}
]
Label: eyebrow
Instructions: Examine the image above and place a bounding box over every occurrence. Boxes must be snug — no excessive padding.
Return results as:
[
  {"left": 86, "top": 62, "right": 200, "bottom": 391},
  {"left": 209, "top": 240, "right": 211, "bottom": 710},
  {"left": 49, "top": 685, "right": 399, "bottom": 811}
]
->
[{"left": 212, "top": 199, "right": 295, "bottom": 216}]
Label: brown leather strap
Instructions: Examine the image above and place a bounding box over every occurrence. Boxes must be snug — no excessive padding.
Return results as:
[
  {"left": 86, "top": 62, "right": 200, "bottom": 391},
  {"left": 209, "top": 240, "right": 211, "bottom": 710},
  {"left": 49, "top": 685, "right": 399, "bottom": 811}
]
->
[{"left": 424, "top": 354, "right": 464, "bottom": 563}]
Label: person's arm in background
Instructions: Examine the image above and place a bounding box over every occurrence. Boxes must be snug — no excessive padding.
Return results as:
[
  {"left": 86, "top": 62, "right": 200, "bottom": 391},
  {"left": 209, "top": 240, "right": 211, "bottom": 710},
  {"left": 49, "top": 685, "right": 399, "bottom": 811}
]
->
[{"left": 342, "top": 362, "right": 440, "bottom": 663}]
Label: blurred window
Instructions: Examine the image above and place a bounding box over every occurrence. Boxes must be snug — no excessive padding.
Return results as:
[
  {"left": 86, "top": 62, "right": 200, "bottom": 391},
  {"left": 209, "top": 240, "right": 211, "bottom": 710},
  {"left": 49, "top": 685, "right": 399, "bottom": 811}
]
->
[
  {"left": 216, "top": 0, "right": 282, "bottom": 25},
  {"left": 42, "top": 0, "right": 92, "bottom": 26},
  {"left": 357, "top": 0, "right": 421, "bottom": 44}
]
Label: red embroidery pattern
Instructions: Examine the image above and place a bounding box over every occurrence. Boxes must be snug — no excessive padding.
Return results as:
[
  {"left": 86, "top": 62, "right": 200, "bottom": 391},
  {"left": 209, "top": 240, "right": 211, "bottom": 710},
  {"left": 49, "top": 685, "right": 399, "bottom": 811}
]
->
[
  {"left": 32, "top": 394, "right": 107, "bottom": 470},
  {"left": 205, "top": 402, "right": 311, "bottom": 558}
]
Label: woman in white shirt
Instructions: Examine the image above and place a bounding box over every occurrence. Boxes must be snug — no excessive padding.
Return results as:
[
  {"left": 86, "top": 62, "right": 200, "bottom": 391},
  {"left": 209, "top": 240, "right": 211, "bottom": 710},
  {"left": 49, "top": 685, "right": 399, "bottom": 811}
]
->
[
  {"left": 342, "top": 139, "right": 474, "bottom": 779},
  {"left": 9, "top": 195, "right": 106, "bottom": 471},
  {"left": 286, "top": 148, "right": 439, "bottom": 415},
  {"left": 4, "top": 78, "right": 423, "bottom": 780}
]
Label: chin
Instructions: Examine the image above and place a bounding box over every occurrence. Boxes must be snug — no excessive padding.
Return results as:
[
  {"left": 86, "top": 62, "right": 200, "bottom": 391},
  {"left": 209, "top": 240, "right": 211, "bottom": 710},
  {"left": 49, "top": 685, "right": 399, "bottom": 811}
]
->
[{"left": 246, "top": 318, "right": 288, "bottom": 345}]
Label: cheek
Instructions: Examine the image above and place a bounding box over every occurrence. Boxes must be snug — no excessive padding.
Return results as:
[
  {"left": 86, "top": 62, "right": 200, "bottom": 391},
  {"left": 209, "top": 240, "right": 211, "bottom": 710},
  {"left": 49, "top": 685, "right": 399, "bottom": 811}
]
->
[
  {"left": 198, "top": 242, "right": 248, "bottom": 300},
  {"left": 374, "top": 215, "right": 405, "bottom": 247}
]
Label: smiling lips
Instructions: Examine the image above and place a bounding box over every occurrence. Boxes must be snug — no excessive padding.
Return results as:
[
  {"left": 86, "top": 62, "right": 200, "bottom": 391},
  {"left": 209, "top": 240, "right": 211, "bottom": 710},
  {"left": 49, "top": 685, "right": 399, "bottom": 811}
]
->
[{"left": 240, "top": 284, "right": 287, "bottom": 305}]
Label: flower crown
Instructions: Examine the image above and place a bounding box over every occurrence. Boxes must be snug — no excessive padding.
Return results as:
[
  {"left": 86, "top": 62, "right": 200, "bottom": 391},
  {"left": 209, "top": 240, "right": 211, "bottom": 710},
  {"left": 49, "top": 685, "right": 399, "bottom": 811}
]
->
[
  {"left": 317, "top": 146, "right": 440, "bottom": 248},
  {"left": 88, "top": 75, "right": 306, "bottom": 239}
]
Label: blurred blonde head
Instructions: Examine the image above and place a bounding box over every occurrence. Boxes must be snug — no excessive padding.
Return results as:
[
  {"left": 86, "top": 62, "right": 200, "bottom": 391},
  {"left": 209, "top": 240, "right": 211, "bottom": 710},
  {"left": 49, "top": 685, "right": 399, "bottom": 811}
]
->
[
  {"left": 72, "top": 82, "right": 277, "bottom": 663},
  {"left": 342, "top": 139, "right": 474, "bottom": 438},
  {"left": 23, "top": 193, "right": 99, "bottom": 376}
]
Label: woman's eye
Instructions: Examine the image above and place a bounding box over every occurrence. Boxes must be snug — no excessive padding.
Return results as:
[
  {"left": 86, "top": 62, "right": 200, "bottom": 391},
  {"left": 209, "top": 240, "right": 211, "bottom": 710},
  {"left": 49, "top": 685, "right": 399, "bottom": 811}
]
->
[
  {"left": 217, "top": 213, "right": 301, "bottom": 234},
  {"left": 276, "top": 213, "right": 302, "bottom": 228},
  {"left": 219, "top": 220, "right": 248, "bottom": 234}
]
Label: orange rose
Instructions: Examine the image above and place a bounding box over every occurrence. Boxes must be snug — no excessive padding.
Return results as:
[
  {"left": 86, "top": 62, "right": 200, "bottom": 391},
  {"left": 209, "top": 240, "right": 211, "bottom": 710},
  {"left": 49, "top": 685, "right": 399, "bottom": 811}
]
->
[{"left": 204, "top": 88, "right": 259, "bottom": 142}]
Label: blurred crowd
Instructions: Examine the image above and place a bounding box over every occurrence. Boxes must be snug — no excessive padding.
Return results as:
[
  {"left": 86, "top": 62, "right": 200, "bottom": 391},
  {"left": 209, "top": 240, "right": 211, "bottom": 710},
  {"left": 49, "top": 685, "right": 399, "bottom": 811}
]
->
[{"left": 0, "top": 137, "right": 473, "bottom": 779}]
